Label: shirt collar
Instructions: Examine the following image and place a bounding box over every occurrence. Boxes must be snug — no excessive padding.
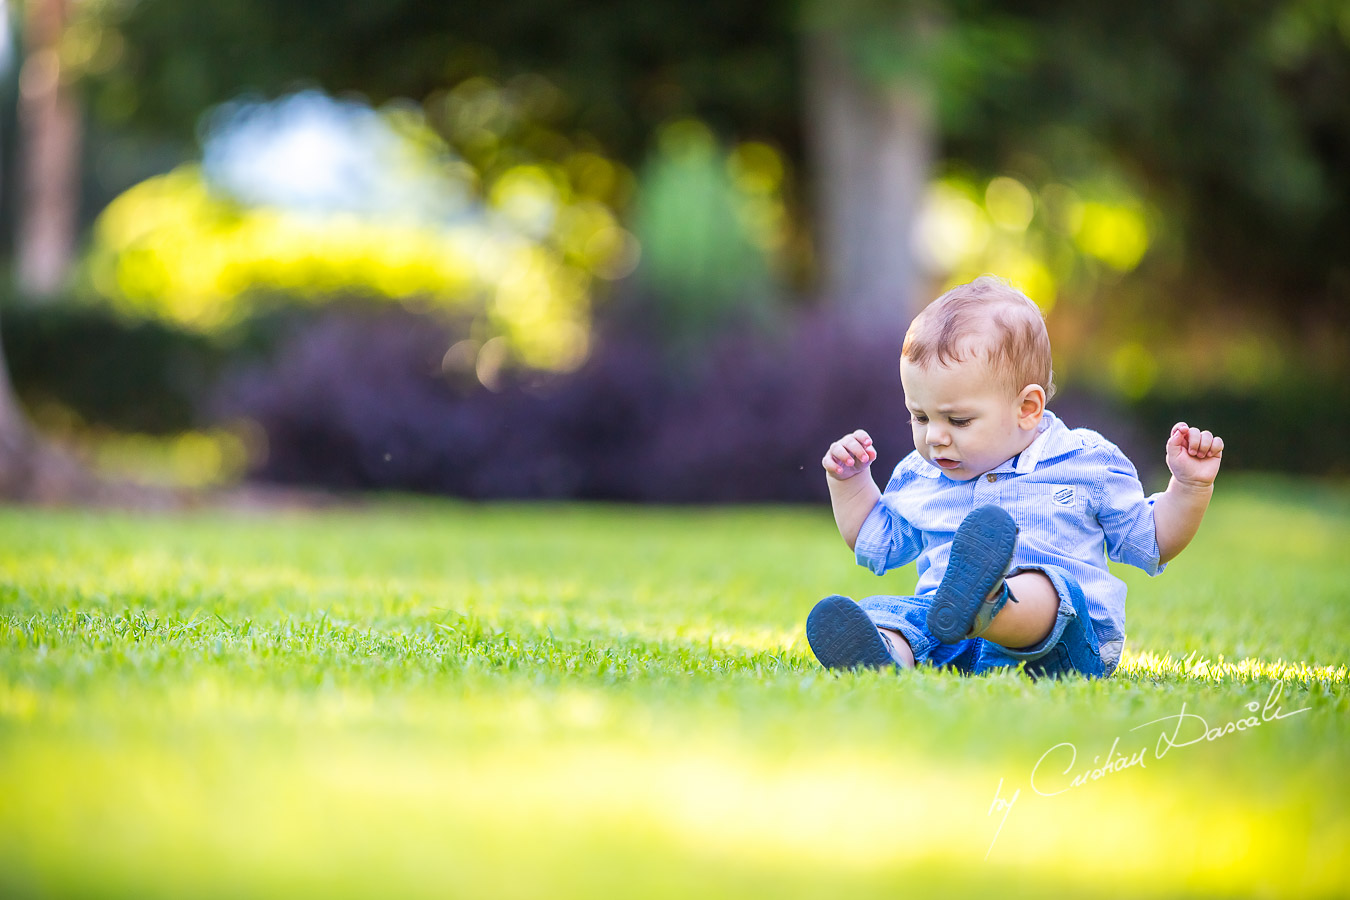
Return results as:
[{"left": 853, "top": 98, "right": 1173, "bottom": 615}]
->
[{"left": 1014, "top": 409, "right": 1073, "bottom": 474}]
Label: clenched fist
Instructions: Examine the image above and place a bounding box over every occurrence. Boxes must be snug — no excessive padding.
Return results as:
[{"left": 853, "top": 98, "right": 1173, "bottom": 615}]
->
[
  {"left": 1166, "top": 422, "right": 1224, "bottom": 488},
  {"left": 823, "top": 429, "right": 878, "bottom": 481}
]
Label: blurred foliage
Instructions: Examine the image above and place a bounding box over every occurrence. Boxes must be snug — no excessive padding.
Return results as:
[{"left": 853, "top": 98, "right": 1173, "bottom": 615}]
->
[
  {"left": 1130, "top": 379, "right": 1350, "bottom": 479},
  {"left": 0, "top": 295, "right": 257, "bottom": 486},
  {"left": 71, "top": 0, "right": 799, "bottom": 157},
  {"left": 79, "top": 426, "right": 250, "bottom": 488},
  {"left": 800, "top": 0, "right": 1350, "bottom": 315},
  {"left": 0, "top": 297, "right": 225, "bottom": 434},
  {"left": 11, "top": 0, "right": 1342, "bottom": 483},
  {"left": 631, "top": 120, "right": 791, "bottom": 344},
  {"left": 71, "top": 0, "right": 1350, "bottom": 312},
  {"left": 81, "top": 82, "right": 640, "bottom": 372},
  {"left": 975, "top": 0, "right": 1350, "bottom": 304},
  {"left": 916, "top": 169, "right": 1155, "bottom": 311}
]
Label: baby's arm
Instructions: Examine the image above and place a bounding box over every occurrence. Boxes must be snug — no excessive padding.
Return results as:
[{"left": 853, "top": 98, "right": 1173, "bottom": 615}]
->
[
  {"left": 822, "top": 429, "right": 880, "bottom": 550},
  {"left": 1153, "top": 422, "right": 1225, "bottom": 564}
]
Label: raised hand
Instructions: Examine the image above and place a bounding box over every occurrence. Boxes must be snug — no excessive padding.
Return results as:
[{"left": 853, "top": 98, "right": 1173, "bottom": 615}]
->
[
  {"left": 823, "top": 429, "right": 878, "bottom": 481},
  {"left": 1166, "top": 422, "right": 1224, "bottom": 487}
]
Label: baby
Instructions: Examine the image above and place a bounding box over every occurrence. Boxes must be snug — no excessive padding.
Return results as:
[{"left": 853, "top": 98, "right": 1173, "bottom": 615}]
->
[{"left": 807, "top": 275, "right": 1224, "bottom": 678}]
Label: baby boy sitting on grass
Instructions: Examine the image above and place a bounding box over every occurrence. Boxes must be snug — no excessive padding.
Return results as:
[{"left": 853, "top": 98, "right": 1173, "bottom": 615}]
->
[{"left": 807, "top": 275, "right": 1224, "bottom": 678}]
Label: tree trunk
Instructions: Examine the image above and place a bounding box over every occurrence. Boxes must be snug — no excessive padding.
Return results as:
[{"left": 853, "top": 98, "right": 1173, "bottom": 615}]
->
[
  {"left": 0, "top": 0, "right": 121, "bottom": 503},
  {"left": 15, "top": 0, "right": 82, "bottom": 298},
  {"left": 0, "top": 0, "right": 34, "bottom": 494},
  {"left": 803, "top": 29, "right": 935, "bottom": 346}
]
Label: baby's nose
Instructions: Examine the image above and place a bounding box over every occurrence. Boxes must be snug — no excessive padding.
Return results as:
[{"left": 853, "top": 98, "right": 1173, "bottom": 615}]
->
[{"left": 926, "top": 427, "right": 950, "bottom": 447}]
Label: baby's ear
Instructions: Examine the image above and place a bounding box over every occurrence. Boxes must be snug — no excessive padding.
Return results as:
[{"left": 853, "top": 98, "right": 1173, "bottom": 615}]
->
[{"left": 1018, "top": 384, "right": 1046, "bottom": 426}]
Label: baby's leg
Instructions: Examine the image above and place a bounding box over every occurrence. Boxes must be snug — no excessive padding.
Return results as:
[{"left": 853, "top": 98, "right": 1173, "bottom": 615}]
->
[
  {"left": 878, "top": 628, "right": 916, "bottom": 667},
  {"left": 979, "top": 571, "right": 1058, "bottom": 649}
]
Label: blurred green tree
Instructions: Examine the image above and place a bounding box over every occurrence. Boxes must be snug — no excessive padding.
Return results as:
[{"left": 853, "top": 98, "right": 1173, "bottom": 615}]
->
[{"left": 632, "top": 120, "right": 778, "bottom": 344}]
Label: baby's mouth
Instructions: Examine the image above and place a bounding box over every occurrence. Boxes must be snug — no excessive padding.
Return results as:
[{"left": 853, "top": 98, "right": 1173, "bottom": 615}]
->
[{"left": 933, "top": 457, "right": 961, "bottom": 469}]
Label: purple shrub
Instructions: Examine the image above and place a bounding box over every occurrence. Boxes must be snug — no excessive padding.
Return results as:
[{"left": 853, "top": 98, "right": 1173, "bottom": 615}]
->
[{"left": 216, "top": 305, "right": 1154, "bottom": 502}]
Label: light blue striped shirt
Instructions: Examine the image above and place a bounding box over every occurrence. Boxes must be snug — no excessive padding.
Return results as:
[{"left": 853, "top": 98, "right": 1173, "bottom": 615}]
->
[{"left": 854, "top": 410, "right": 1165, "bottom": 650}]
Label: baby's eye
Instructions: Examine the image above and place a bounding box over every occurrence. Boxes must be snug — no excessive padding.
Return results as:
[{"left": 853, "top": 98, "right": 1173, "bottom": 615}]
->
[
  {"left": 909, "top": 414, "right": 928, "bottom": 425},
  {"left": 949, "top": 418, "right": 972, "bottom": 428}
]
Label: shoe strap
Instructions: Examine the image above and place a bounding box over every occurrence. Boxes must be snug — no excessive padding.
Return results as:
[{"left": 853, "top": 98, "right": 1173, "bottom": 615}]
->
[{"left": 966, "top": 582, "right": 1016, "bottom": 640}]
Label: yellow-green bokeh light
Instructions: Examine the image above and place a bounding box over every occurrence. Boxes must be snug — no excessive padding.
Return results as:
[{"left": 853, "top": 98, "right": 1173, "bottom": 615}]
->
[{"left": 87, "top": 92, "right": 641, "bottom": 376}]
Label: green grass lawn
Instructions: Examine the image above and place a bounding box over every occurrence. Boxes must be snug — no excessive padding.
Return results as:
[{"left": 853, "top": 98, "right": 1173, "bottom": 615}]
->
[{"left": 2, "top": 474, "right": 1347, "bottom": 898}]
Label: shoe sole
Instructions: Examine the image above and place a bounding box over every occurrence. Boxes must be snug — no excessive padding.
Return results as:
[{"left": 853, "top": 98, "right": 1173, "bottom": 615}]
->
[
  {"left": 806, "top": 595, "right": 895, "bottom": 670},
  {"left": 926, "top": 506, "right": 1019, "bottom": 644}
]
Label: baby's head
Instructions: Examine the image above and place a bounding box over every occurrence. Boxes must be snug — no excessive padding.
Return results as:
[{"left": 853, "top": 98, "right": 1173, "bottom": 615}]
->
[
  {"left": 898, "top": 276, "right": 1055, "bottom": 480},
  {"left": 902, "top": 275, "right": 1055, "bottom": 402}
]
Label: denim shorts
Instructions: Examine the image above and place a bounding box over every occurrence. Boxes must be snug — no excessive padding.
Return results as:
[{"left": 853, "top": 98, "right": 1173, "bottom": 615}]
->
[{"left": 855, "top": 564, "right": 1114, "bottom": 679}]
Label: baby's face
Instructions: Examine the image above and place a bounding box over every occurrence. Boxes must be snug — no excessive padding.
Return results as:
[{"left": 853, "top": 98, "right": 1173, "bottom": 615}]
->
[{"left": 899, "top": 355, "right": 1036, "bottom": 481}]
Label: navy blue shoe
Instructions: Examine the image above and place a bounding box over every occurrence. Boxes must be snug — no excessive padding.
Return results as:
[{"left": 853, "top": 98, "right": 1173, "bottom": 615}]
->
[
  {"left": 806, "top": 595, "right": 897, "bottom": 670},
  {"left": 926, "top": 506, "right": 1019, "bottom": 644}
]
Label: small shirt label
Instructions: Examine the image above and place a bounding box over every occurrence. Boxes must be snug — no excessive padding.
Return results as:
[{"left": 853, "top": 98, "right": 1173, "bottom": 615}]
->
[{"left": 1053, "top": 487, "right": 1075, "bottom": 506}]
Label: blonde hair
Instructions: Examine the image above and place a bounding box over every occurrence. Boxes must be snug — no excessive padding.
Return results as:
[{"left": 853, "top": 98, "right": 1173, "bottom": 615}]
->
[{"left": 901, "top": 275, "right": 1056, "bottom": 400}]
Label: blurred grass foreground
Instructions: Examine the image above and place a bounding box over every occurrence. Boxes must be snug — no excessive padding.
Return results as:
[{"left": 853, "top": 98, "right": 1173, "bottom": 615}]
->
[{"left": 2, "top": 475, "right": 1347, "bottom": 898}]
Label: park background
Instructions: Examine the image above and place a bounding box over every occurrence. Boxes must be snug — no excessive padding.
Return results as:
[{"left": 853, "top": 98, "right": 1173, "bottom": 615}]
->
[{"left": 0, "top": 0, "right": 1347, "bottom": 897}]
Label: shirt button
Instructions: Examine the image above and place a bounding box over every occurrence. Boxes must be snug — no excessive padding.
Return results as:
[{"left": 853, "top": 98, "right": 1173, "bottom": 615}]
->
[{"left": 986, "top": 473, "right": 998, "bottom": 482}]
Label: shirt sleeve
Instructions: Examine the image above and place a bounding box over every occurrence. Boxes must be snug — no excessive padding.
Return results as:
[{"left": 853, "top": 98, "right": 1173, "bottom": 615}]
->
[
  {"left": 853, "top": 464, "right": 924, "bottom": 575},
  {"left": 1092, "top": 443, "right": 1167, "bottom": 576}
]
